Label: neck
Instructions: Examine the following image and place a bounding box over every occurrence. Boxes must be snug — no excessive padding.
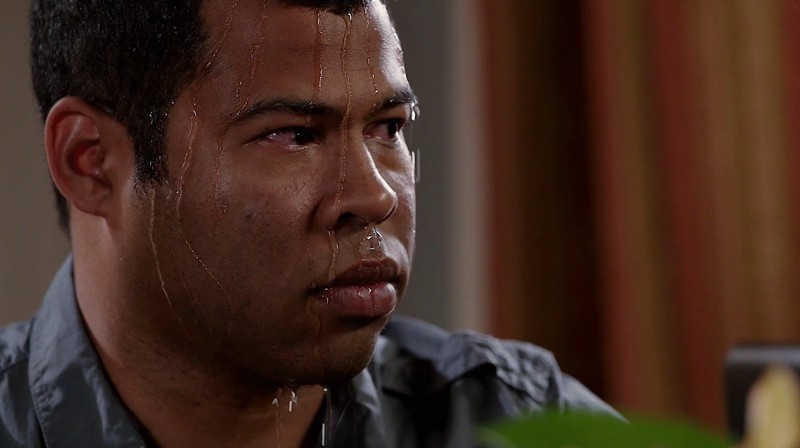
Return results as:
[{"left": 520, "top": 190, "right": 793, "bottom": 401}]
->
[
  {"left": 88, "top": 320, "right": 327, "bottom": 448},
  {"left": 134, "top": 379, "right": 326, "bottom": 448}
]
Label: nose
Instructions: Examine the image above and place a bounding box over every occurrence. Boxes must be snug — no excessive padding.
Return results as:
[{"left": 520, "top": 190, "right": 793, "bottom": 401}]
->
[{"left": 316, "top": 138, "right": 399, "bottom": 232}]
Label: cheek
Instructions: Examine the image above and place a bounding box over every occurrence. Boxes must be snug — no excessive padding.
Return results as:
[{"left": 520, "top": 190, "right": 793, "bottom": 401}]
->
[
  {"left": 173, "top": 171, "right": 316, "bottom": 290},
  {"left": 383, "top": 166, "right": 416, "bottom": 243},
  {"left": 384, "top": 161, "right": 415, "bottom": 206},
  {"left": 400, "top": 189, "right": 417, "bottom": 250}
]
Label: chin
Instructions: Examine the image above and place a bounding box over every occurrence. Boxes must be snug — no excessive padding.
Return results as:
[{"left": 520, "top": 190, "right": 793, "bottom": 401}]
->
[
  {"left": 241, "top": 317, "right": 386, "bottom": 387},
  {"left": 303, "top": 318, "right": 389, "bottom": 385},
  {"left": 310, "top": 323, "right": 384, "bottom": 383}
]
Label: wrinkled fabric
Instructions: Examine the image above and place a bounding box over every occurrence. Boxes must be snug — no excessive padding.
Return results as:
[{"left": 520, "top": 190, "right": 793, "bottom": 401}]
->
[{"left": 0, "top": 257, "right": 617, "bottom": 447}]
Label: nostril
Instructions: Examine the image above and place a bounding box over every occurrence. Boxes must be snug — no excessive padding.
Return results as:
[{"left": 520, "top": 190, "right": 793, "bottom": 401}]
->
[
  {"left": 334, "top": 212, "right": 369, "bottom": 232},
  {"left": 383, "top": 201, "right": 398, "bottom": 223}
]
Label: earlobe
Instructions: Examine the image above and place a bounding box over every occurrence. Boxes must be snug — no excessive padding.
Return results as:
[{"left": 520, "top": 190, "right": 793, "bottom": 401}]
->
[{"left": 44, "top": 97, "right": 131, "bottom": 223}]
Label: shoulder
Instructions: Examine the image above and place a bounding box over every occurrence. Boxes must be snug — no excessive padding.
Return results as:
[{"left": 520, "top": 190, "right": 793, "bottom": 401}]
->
[
  {"left": 376, "top": 316, "right": 617, "bottom": 416},
  {"left": 0, "top": 319, "right": 43, "bottom": 447}
]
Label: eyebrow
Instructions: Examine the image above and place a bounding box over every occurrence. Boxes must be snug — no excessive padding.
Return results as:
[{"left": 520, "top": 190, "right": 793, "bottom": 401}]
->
[
  {"left": 224, "top": 88, "right": 419, "bottom": 128},
  {"left": 368, "top": 89, "right": 419, "bottom": 117}
]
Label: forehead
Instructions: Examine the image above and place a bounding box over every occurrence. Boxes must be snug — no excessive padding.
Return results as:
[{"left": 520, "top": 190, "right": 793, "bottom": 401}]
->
[{"left": 197, "top": 0, "right": 406, "bottom": 104}]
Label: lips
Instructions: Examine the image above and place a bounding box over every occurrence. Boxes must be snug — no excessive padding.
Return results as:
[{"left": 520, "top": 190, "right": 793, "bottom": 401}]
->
[
  {"left": 307, "top": 259, "right": 400, "bottom": 319},
  {"left": 331, "top": 259, "right": 398, "bottom": 287}
]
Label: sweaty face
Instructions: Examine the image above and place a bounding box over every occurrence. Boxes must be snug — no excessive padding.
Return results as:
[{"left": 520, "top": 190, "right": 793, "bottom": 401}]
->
[{"left": 126, "top": 0, "right": 416, "bottom": 385}]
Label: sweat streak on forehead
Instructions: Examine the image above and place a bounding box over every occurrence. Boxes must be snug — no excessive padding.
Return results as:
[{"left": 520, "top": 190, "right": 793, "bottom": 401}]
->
[
  {"left": 194, "top": 0, "right": 410, "bottom": 129},
  {"left": 198, "top": 0, "right": 399, "bottom": 75}
]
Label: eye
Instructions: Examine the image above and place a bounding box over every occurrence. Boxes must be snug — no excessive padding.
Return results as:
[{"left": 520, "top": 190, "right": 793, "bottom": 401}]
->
[
  {"left": 257, "top": 127, "right": 317, "bottom": 148},
  {"left": 366, "top": 119, "right": 405, "bottom": 141}
]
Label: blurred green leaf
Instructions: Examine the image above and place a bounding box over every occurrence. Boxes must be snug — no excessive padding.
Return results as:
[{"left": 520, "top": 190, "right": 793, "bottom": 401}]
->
[{"left": 479, "top": 411, "right": 731, "bottom": 448}]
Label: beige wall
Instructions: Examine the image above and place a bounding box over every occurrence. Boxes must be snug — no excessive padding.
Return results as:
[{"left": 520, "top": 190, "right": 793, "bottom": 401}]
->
[{"left": 0, "top": 2, "right": 70, "bottom": 325}]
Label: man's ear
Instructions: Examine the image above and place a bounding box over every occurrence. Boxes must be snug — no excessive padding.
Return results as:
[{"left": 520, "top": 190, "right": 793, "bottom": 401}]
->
[{"left": 44, "top": 97, "right": 133, "bottom": 223}]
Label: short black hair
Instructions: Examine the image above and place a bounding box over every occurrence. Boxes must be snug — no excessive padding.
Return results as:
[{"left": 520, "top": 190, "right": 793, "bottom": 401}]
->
[{"left": 30, "top": 0, "right": 372, "bottom": 233}]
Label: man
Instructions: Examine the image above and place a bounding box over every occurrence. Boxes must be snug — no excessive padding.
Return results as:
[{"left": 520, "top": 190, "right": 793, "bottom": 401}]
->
[{"left": 0, "top": 0, "right": 615, "bottom": 446}]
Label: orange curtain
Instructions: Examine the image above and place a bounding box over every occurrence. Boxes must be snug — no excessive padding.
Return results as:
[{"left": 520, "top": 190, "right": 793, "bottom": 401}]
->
[
  {"left": 485, "top": 0, "right": 800, "bottom": 429},
  {"left": 586, "top": 0, "right": 800, "bottom": 427},
  {"left": 482, "top": 0, "right": 605, "bottom": 397}
]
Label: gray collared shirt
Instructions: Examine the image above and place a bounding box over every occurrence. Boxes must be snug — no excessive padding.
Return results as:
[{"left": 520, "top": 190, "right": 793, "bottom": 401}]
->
[{"left": 0, "top": 257, "right": 616, "bottom": 447}]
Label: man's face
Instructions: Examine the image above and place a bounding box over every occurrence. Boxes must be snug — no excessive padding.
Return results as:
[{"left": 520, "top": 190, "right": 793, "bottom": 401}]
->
[{"left": 125, "top": 0, "right": 416, "bottom": 385}]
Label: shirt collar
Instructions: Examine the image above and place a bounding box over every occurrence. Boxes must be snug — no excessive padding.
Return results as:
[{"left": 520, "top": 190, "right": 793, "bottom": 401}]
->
[
  {"left": 324, "top": 369, "right": 388, "bottom": 447},
  {"left": 28, "top": 256, "right": 146, "bottom": 448}
]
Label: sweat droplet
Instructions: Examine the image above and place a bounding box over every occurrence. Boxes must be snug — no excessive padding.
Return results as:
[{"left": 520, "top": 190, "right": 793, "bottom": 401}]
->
[
  {"left": 174, "top": 94, "right": 199, "bottom": 217},
  {"left": 202, "top": 0, "right": 240, "bottom": 73},
  {"left": 314, "top": 11, "right": 323, "bottom": 99},
  {"left": 321, "top": 386, "right": 333, "bottom": 446},
  {"left": 359, "top": 227, "right": 384, "bottom": 257},
  {"left": 335, "top": 13, "right": 353, "bottom": 211},
  {"left": 326, "top": 13, "right": 354, "bottom": 291},
  {"left": 288, "top": 389, "right": 298, "bottom": 413},
  {"left": 148, "top": 190, "right": 190, "bottom": 338},
  {"left": 172, "top": 88, "right": 198, "bottom": 229},
  {"left": 234, "top": 0, "right": 270, "bottom": 115},
  {"left": 273, "top": 389, "right": 283, "bottom": 446},
  {"left": 176, "top": 94, "right": 229, "bottom": 303},
  {"left": 326, "top": 230, "right": 338, "bottom": 283},
  {"left": 363, "top": 7, "right": 379, "bottom": 98},
  {"left": 204, "top": 0, "right": 239, "bottom": 202}
]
